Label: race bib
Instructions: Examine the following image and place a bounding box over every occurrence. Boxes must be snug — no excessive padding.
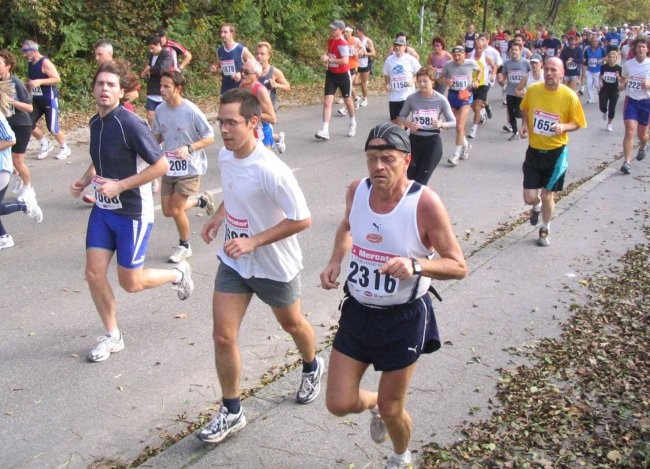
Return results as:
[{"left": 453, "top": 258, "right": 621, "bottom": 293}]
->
[
  {"left": 532, "top": 109, "right": 560, "bottom": 136},
  {"left": 224, "top": 210, "right": 251, "bottom": 241},
  {"left": 328, "top": 54, "right": 338, "bottom": 69},
  {"left": 390, "top": 74, "right": 410, "bottom": 90},
  {"left": 92, "top": 175, "right": 122, "bottom": 210},
  {"left": 627, "top": 76, "right": 644, "bottom": 91},
  {"left": 465, "top": 39, "right": 474, "bottom": 49},
  {"left": 221, "top": 59, "right": 236, "bottom": 76},
  {"left": 567, "top": 61, "right": 578, "bottom": 70},
  {"left": 359, "top": 56, "right": 369, "bottom": 68},
  {"left": 508, "top": 69, "right": 523, "bottom": 83},
  {"left": 347, "top": 245, "right": 399, "bottom": 300},
  {"left": 451, "top": 74, "right": 469, "bottom": 90},
  {"left": 588, "top": 58, "right": 599, "bottom": 68},
  {"left": 546, "top": 48, "right": 556, "bottom": 57},
  {"left": 602, "top": 71, "right": 618, "bottom": 83},
  {"left": 412, "top": 109, "right": 438, "bottom": 130},
  {"left": 434, "top": 67, "right": 442, "bottom": 79},
  {"left": 31, "top": 85, "right": 43, "bottom": 97},
  {"left": 166, "top": 152, "right": 189, "bottom": 177}
]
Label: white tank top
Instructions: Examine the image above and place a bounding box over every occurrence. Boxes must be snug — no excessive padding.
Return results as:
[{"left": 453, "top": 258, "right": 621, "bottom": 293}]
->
[{"left": 346, "top": 178, "right": 433, "bottom": 306}]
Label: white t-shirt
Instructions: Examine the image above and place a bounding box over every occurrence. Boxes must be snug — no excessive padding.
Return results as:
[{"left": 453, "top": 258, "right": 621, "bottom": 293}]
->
[
  {"left": 622, "top": 57, "right": 650, "bottom": 100},
  {"left": 218, "top": 142, "right": 311, "bottom": 281},
  {"left": 383, "top": 53, "right": 421, "bottom": 102}
]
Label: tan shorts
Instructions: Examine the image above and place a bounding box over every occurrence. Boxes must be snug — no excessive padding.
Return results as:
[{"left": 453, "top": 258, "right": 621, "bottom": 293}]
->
[{"left": 161, "top": 175, "right": 200, "bottom": 197}]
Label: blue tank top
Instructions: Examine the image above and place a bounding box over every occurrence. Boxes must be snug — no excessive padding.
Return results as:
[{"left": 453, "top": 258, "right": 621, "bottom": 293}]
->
[
  {"left": 27, "top": 57, "right": 58, "bottom": 100},
  {"left": 217, "top": 43, "right": 245, "bottom": 95}
]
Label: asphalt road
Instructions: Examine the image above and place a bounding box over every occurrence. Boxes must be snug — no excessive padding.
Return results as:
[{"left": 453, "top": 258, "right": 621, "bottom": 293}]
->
[{"left": 0, "top": 87, "right": 639, "bottom": 468}]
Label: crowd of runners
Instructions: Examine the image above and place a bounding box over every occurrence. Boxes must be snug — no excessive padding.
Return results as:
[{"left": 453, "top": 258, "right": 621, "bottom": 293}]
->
[{"left": 1, "top": 17, "right": 649, "bottom": 469}]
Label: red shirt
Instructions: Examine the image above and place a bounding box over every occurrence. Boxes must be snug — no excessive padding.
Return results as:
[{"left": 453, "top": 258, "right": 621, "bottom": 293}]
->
[{"left": 327, "top": 37, "right": 349, "bottom": 73}]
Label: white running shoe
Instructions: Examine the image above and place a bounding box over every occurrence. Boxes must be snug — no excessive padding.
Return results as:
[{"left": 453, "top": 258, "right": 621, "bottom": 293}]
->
[
  {"left": 169, "top": 245, "right": 193, "bottom": 263},
  {"left": 370, "top": 407, "right": 388, "bottom": 443},
  {"left": 16, "top": 185, "right": 35, "bottom": 203},
  {"left": 348, "top": 123, "right": 357, "bottom": 137},
  {"left": 360, "top": 97, "right": 368, "bottom": 107},
  {"left": 198, "top": 191, "right": 215, "bottom": 216},
  {"left": 296, "top": 356, "right": 324, "bottom": 404},
  {"left": 11, "top": 173, "right": 23, "bottom": 195},
  {"left": 460, "top": 143, "right": 471, "bottom": 160},
  {"left": 337, "top": 107, "right": 348, "bottom": 116},
  {"left": 315, "top": 130, "right": 330, "bottom": 140},
  {"left": 88, "top": 334, "right": 124, "bottom": 362},
  {"left": 606, "top": 123, "right": 613, "bottom": 132},
  {"left": 447, "top": 155, "right": 460, "bottom": 166},
  {"left": 385, "top": 450, "right": 413, "bottom": 469},
  {"left": 0, "top": 234, "right": 15, "bottom": 249},
  {"left": 173, "top": 260, "right": 194, "bottom": 300},
  {"left": 277, "top": 132, "right": 286, "bottom": 153},
  {"left": 354, "top": 97, "right": 361, "bottom": 110},
  {"left": 36, "top": 140, "right": 54, "bottom": 159},
  {"left": 23, "top": 194, "right": 43, "bottom": 224},
  {"left": 55, "top": 146, "right": 72, "bottom": 160},
  {"left": 467, "top": 128, "right": 477, "bottom": 139},
  {"left": 197, "top": 406, "right": 247, "bottom": 444}
]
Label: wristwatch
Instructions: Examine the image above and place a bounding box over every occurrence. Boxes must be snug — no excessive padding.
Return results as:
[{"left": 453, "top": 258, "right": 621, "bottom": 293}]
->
[
  {"left": 187, "top": 145, "right": 195, "bottom": 154},
  {"left": 410, "top": 258, "right": 422, "bottom": 275}
]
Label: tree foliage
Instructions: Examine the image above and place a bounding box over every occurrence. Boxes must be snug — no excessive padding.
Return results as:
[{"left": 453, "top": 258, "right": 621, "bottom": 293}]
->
[{"left": 0, "top": 0, "right": 644, "bottom": 109}]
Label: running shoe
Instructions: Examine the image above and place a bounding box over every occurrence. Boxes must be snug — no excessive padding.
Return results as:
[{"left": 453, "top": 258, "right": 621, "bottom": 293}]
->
[
  {"left": 537, "top": 227, "right": 550, "bottom": 247},
  {"left": 83, "top": 194, "right": 96, "bottom": 204},
  {"left": 467, "top": 128, "right": 477, "bottom": 139},
  {"left": 637, "top": 147, "right": 646, "bottom": 161},
  {"left": 88, "top": 333, "right": 124, "bottom": 362},
  {"left": 315, "top": 130, "right": 330, "bottom": 141},
  {"left": 55, "top": 146, "right": 71, "bottom": 160},
  {"left": 606, "top": 123, "right": 613, "bottom": 132},
  {"left": 360, "top": 97, "right": 368, "bottom": 107},
  {"left": 0, "top": 234, "right": 15, "bottom": 250},
  {"left": 173, "top": 260, "right": 194, "bottom": 300},
  {"left": 485, "top": 106, "right": 493, "bottom": 119},
  {"left": 385, "top": 450, "right": 413, "bottom": 469},
  {"left": 447, "top": 155, "right": 460, "bottom": 166},
  {"left": 479, "top": 108, "right": 486, "bottom": 124},
  {"left": 354, "top": 97, "right": 361, "bottom": 109},
  {"left": 370, "top": 408, "right": 388, "bottom": 443},
  {"left": 198, "top": 191, "right": 215, "bottom": 216},
  {"left": 17, "top": 185, "right": 35, "bottom": 203},
  {"left": 508, "top": 133, "right": 520, "bottom": 141},
  {"left": 10, "top": 173, "right": 23, "bottom": 195},
  {"left": 620, "top": 162, "right": 631, "bottom": 174},
  {"left": 460, "top": 143, "right": 471, "bottom": 160},
  {"left": 277, "top": 132, "right": 286, "bottom": 153},
  {"left": 337, "top": 107, "right": 348, "bottom": 116},
  {"left": 169, "top": 245, "right": 192, "bottom": 263},
  {"left": 36, "top": 139, "right": 54, "bottom": 159},
  {"left": 197, "top": 406, "right": 247, "bottom": 444},
  {"left": 296, "top": 356, "right": 324, "bottom": 404},
  {"left": 530, "top": 208, "right": 541, "bottom": 226},
  {"left": 502, "top": 123, "right": 513, "bottom": 132},
  {"left": 348, "top": 123, "right": 357, "bottom": 137},
  {"left": 23, "top": 194, "right": 43, "bottom": 224}
]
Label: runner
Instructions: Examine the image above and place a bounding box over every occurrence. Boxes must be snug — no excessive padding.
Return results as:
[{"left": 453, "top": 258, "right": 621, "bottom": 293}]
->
[
  {"left": 620, "top": 37, "right": 650, "bottom": 174},
  {"left": 239, "top": 58, "right": 277, "bottom": 148},
  {"left": 519, "top": 57, "right": 587, "bottom": 246},
  {"left": 439, "top": 46, "right": 480, "bottom": 165},
  {"left": 355, "top": 25, "right": 376, "bottom": 106},
  {"left": 198, "top": 88, "right": 322, "bottom": 444},
  {"left": 140, "top": 35, "right": 174, "bottom": 128},
  {"left": 157, "top": 28, "right": 193, "bottom": 71},
  {"left": 21, "top": 40, "right": 71, "bottom": 160},
  {"left": 337, "top": 26, "right": 361, "bottom": 115},
  {"left": 599, "top": 48, "right": 622, "bottom": 132},
  {"left": 464, "top": 23, "right": 477, "bottom": 54},
  {"left": 210, "top": 23, "right": 254, "bottom": 96},
  {"left": 154, "top": 70, "right": 216, "bottom": 263},
  {"left": 320, "top": 122, "right": 466, "bottom": 469},
  {"left": 383, "top": 37, "right": 421, "bottom": 126},
  {"left": 256, "top": 41, "right": 291, "bottom": 153},
  {"left": 427, "top": 36, "right": 453, "bottom": 95},
  {"left": 560, "top": 34, "right": 584, "bottom": 92},
  {"left": 502, "top": 43, "right": 531, "bottom": 141},
  {"left": 583, "top": 35, "right": 606, "bottom": 103},
  {"left": 0, "top": 84, "right": 43, "bottom": 250},
  {"left": 399, "top": 65, "right": 456, "bottom": 185},
  {"left": 0, "top": 49, "right": 37, "bottom": 204},
  {"left": 69, "top": 61, "right": 194, "bottom": 362},
  {"left": 315, "top": 20, "right": 356, "bottom": 140},
  {"left": 467, "top": 41, "right": 496, "bottom": 139}
]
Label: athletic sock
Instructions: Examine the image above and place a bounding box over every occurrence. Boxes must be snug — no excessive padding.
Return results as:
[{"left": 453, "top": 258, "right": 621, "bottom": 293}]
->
[
  {"left": 107, "top": 329, "right": 121, "bottom": 340},
  {"left": 302, "top": 357, "right": 318, "bottom": 373},
  {"left": 197, "top": 197, "right": 207, "bottom": 209},
  {"left": 454, "top": 145, "right": 462, "bottom": 157},
  {"left": 322, "top": 122, "right": 329, "bottom": 133},
  {"left": 179, "top": 240, "right": 190, "bottom": 248},
  {"left": 222, "top": 397, "right": 241, "bottom": 414}
]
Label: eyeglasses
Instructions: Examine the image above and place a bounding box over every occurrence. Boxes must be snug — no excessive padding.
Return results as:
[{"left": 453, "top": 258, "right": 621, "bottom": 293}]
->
[
  {"left": 21, "top": 48, "right": 36, "bottom": 52},
  {"left": 217, "top": 118, "right": 246, "bottom": 128},
  {"left": 242, "top": 70, "right": 255, "bottom": 75}
]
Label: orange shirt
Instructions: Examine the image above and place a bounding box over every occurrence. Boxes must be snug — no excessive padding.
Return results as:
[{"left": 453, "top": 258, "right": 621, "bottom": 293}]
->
[{"left": 347, "top": 37, "right": 359, "bottom": 70}]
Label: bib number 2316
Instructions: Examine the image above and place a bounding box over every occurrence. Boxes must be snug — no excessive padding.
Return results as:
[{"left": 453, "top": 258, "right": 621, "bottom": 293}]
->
[{"left": 347, "top": 260, "right": 397, "bottom": 294}]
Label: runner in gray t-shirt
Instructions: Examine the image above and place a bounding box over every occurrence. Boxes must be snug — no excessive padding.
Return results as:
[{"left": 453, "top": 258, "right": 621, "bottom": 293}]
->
[
  {"left": 400, "top": 66, "right": 456, "bottom": 184},
  {"left": 500, "top": 44, "right": 531, "bottom": 140}
]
